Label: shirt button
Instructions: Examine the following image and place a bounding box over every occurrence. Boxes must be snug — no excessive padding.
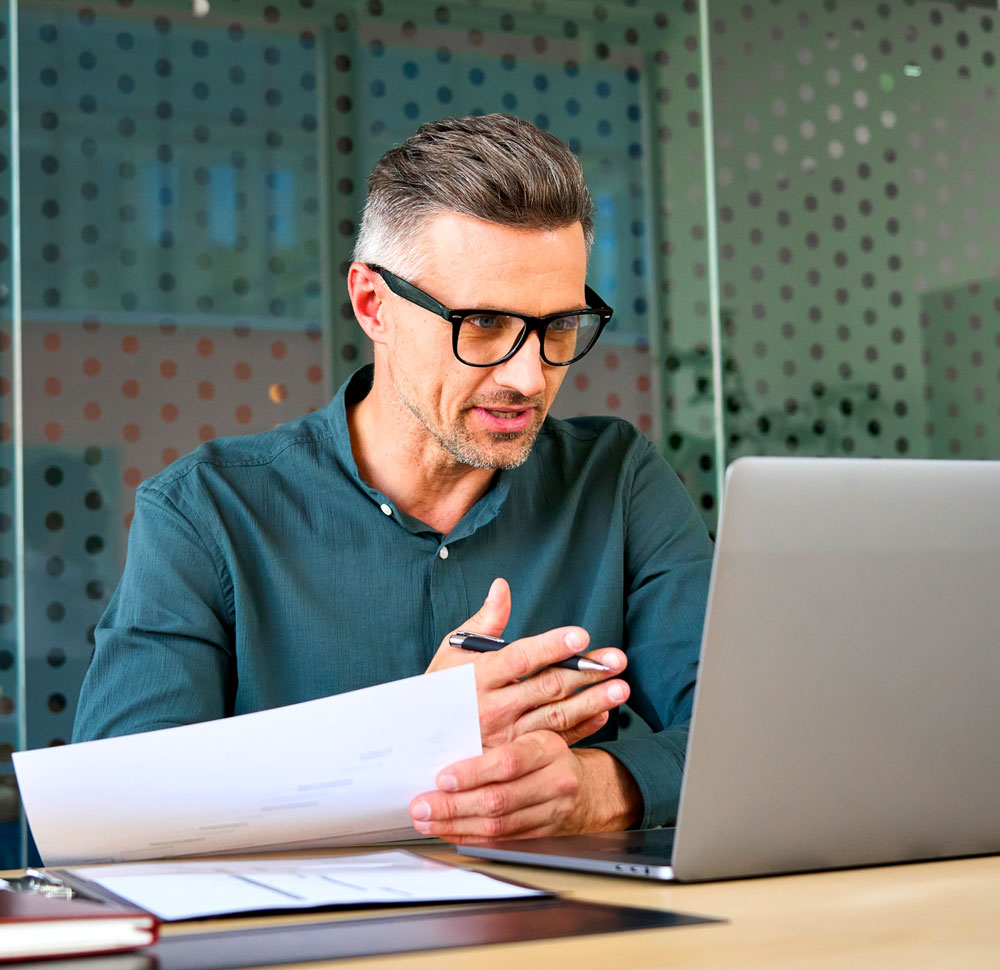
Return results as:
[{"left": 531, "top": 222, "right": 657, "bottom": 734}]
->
[
  {"left": 379, "top": 503, "right": 392, "bottom": 516},
  {"left": 438, "top": 546, "right": 449, "bottom": 560}
]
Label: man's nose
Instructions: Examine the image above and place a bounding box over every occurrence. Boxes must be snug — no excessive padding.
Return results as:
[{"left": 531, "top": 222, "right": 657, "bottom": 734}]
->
[{"left": 491, "top": 330, "right": 547, "bottom": 398}]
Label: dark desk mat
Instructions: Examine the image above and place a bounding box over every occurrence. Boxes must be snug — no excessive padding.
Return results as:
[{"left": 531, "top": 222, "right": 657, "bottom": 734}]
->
[{"left": 148, "top": 898, "right": 719, "bottom": 967}]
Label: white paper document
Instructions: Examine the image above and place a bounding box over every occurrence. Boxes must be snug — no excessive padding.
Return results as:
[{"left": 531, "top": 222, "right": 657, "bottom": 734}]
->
[
  {"left": 13, "top": 666, "right": 482, "bottom": 866},
  {"left": 61, "top": 850, "right": 547, "bottom": 921}
]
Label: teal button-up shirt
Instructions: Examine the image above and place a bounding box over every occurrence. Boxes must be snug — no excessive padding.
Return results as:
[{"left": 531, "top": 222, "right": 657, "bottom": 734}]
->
[{"left": 73, "top": 366, "right": 713, "bottom": 828}]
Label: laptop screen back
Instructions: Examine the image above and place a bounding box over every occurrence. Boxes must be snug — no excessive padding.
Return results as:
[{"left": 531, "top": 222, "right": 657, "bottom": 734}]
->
[{"left": 671, "top": 457, "right": 1000, "bottom": 881}]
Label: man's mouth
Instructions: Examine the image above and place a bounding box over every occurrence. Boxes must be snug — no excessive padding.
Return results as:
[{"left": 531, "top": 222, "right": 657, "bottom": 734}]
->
[
  {"left": 484, "top": 408, "right": 527, "bottom": 419},
  {"left": 471, "top": 405, "right": 538, "bottom": 433}
]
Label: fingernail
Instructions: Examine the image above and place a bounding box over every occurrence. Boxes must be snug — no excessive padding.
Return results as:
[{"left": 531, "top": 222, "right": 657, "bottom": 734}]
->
[
  {"left": 564, "top": 630, "right": 586, "bottom": 652},
  {"left": 609, "top": 684, "right": 626, "bottom": 703},
  {"left": 413, "top": 821, "right": 431, "bottom": 834},
  {"left": 438, "top": 773, "right": 458, "bottom": 792},
  {"left": 411, "top": 800, "right": 431, "bottom": 820},
  {"left": 486, "top": 578, "right": 503, "bottom": 605}
]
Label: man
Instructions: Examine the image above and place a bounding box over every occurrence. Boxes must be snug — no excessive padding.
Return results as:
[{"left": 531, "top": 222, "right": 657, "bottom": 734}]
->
[{"left": 73, "top": 114, "right": 713, "bottom": 842}]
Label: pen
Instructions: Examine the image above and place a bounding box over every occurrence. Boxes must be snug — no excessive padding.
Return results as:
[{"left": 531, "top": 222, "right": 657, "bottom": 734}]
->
[{"left": 449, "top": 631, "right": 611, "bottom": 672}]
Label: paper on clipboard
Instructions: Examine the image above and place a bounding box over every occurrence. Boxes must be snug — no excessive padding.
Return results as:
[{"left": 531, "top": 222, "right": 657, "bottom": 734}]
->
[
  {"left": 13, "top": 666, "right": 481, "bottom": 866},
  {"left": 60, "top": 850, "right": 549, "bottom": 921}
]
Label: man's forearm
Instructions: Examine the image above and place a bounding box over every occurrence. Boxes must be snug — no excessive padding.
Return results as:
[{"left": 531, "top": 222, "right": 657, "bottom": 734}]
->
[{"left": 575, "top": 748, "right": 644, "bottom": 831}]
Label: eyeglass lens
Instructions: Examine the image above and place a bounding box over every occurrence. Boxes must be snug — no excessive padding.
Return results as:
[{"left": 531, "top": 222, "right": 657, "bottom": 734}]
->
[{"left": 456, "top": 312, "right": 605, "bottom": 365}]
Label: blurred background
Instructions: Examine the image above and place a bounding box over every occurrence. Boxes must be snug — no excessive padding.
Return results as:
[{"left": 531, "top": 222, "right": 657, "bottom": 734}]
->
[{"left": 1, "top": 0, "right": 998, "bottom": 864}]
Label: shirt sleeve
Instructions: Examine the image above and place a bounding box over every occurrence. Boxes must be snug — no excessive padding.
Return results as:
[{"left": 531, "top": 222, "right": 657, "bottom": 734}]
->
[
  {"left": 71, "top": 483, "right": 235, "bottom": 742},
  {"left": 591, "top": 434, "right": 714, "bottom": 827}
]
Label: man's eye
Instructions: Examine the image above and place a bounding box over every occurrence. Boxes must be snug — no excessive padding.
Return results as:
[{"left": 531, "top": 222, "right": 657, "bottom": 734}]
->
[
  {"left": 464, "top": 315, "right": 503, "bottom": 331},
  {"left": 550, "top": 315, "right": 582, "bottom": 333}
]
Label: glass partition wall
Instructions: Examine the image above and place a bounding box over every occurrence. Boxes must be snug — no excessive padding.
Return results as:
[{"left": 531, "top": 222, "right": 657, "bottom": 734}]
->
[
  {"left": 1, "top": 0, "right": 18, "bottom": 868},
  {"left": 1, "top": 0, "right": 997, "bottom": 865},
  {"left": 710, "top": 0, "right": 1000, "bottom": 464}
]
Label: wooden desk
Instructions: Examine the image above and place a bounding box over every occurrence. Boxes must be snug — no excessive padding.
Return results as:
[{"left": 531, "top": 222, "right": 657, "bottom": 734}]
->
[{"left": 155, "top": 846, "right": 1000, "bottom": 970}]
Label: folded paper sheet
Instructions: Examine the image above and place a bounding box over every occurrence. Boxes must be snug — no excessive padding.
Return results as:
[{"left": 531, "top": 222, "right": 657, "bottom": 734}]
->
[{"left": 14, "top": 666, "right": 481, "bottom": 866}]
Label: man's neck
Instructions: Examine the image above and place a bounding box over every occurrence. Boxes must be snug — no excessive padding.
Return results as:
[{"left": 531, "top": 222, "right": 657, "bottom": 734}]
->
[{"left": 346, "top": 379, "right": 498, "bottom": 537}]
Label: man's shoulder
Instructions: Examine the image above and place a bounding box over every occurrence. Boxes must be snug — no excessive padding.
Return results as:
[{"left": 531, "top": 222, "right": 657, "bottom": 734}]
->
[
  {"left": 138, "top": 406, "right": 337, "bottom": 501},
  {"left": 531, "top": 413, "right": 655, "bottom": 480},
  {"left": 538, "top": 412, "right": 650, "bottom": 453}
]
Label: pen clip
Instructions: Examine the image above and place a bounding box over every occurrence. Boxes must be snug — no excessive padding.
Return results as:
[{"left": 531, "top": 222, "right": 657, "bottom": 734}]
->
[{"left": 450, "top": 630, "right": 506, "bottom": 647}]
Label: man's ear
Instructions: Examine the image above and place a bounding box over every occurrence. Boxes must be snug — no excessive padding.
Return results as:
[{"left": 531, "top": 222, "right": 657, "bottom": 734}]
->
[{"left": 347, "top": 262, "right": 390, "bottom": 346}]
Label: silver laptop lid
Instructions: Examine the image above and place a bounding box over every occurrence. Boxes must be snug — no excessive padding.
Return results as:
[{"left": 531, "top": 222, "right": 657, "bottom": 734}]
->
[{"left": 672, "top": 457, "right": 1000, "bottom": 882}]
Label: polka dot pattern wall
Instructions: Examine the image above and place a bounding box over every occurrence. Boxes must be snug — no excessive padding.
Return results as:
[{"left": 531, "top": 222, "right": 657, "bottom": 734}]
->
[
  {"left": 11, "top": 0, "right": 333, "bottom": 773},
  {"left": 323, "top": 0, "right": 691, "bottom": 431},
  {"left": 0, "top": 0, "right": 719, "bottom": 820},
  {"left": 709, "top": 1, "right": 1000, "bottom": 461},
  {"left": 3, "top": 0, "right": 994, "bottom": 864},
  {"left": 321, "top": 0, "right": 718, "bottom": 512}
]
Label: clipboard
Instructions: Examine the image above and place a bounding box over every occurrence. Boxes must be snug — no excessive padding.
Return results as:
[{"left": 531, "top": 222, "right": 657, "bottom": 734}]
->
[
  {"left": 146, "top": 897, "right": 719, "bottom": 967},
  {"left": 44, "top": 850, "right": 555, "bottom": 921}
]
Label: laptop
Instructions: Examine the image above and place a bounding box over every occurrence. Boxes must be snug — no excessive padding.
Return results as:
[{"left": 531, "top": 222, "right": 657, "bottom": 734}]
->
[{"left": 459, "top": 457, "right": 1000, "bottom": 882}]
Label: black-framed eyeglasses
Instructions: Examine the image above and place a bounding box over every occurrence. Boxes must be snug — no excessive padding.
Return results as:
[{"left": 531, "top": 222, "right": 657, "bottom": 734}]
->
[{"left": 369, "top": 265, "right": 614, "bottom": 367}]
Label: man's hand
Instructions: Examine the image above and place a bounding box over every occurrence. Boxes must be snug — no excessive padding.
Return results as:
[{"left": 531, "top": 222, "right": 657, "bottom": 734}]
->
[
  {"left": 409, "top": 732, "right": 643, "bottom": 843},
  {"left": 425, "top": 578, "right": 629, "bottom": 748}
]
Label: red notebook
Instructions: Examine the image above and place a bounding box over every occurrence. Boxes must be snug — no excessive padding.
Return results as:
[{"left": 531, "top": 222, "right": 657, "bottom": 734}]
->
[{"left": 0, "top": 891, "right": 159, "bottom": 963}]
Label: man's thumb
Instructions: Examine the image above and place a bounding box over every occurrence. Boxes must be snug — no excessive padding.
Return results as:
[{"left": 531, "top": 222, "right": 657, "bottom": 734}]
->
[{"left": 460, "top": 577, "right": 510, "bottom": 639}]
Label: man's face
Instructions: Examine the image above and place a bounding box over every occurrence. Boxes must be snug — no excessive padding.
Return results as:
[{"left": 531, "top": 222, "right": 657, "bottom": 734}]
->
[{"left": 380, "top": 212, "right": 588, "bottom": 470}]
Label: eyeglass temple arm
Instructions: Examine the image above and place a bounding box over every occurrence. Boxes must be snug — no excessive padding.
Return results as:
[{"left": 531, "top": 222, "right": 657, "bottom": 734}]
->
[
  {"left": 367, "top": 265, "right": 453, "bottom": 321},
  {"left": 373, "top": 263, "right": 611, "bottom": 323}
]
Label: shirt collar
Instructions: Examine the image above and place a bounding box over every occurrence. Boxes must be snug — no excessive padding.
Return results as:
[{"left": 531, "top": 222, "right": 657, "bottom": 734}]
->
[{"left": 325, "top": 364, "right": 512, "bottom": 541}]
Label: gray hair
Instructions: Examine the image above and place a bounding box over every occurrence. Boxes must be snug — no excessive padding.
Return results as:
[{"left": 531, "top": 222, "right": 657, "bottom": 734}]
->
[{"left": 353, "top": 114, "right": 595, "bottom": 280}]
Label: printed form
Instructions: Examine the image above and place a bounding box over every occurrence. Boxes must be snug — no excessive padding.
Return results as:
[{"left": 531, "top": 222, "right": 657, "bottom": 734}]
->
[
  {"left": 14, "top": 666, "right": 481, "bottom": 866},
  {"left": 61, "top": 851, "right": 547, "bottom": 921}
]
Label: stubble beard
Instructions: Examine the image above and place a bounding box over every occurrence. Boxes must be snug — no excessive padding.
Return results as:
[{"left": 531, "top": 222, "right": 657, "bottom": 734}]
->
[{"left": 392, "top": 377, "right": 545, "bottom": 471}]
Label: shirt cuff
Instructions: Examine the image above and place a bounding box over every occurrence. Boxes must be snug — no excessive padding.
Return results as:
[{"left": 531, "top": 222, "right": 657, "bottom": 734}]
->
[{"left": 591, "top": 724, "right": 688, "bottom": 829}]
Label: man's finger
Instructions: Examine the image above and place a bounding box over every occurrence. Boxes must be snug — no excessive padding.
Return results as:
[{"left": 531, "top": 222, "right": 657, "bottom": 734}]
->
[
  {"left": 433, "top": 731, "right": 563, "bottom": 794},
  {"left": 411, "top": 765, "right": 555, "bottom": 827},
  {"left": 515, "top": 676, "right": 629, "bottom": 739},
  {"left": 426, "top": 579, "right": 512, "bottom": 674},
  {"left": 511, "top": 647, "right": 627, "bottom": 706},
  {"left": 411, "top": 746, "right": 577, "bottom": 826},
  {"left": 482, "top": 646, "right": 625, "bottom": 723},
  {"left": 412, "top": 794, "right": 564, "bottom": 841},
  {"left": 474, "top": 627, "right": 592, "bottom": 689},
  {"left": 560, "top": 711, "right": 610, "bottom": 747}
]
